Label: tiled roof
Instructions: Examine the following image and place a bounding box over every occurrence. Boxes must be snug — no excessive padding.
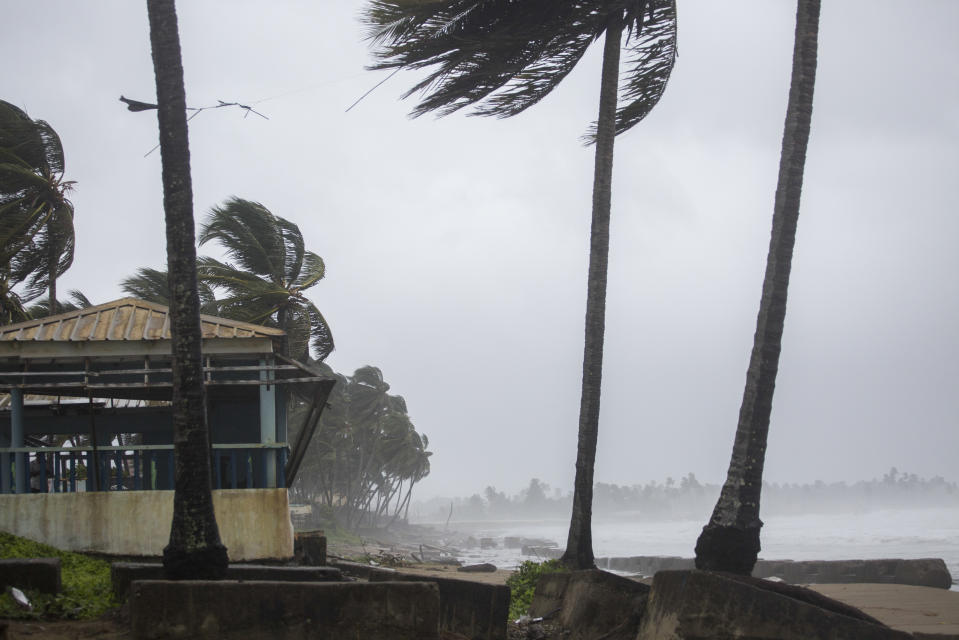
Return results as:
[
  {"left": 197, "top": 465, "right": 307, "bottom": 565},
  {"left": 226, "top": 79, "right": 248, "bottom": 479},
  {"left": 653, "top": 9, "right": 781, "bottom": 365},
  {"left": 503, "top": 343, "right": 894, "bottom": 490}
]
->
[{"left": 0, "top": 298, "right": 284, "bottom": 343}]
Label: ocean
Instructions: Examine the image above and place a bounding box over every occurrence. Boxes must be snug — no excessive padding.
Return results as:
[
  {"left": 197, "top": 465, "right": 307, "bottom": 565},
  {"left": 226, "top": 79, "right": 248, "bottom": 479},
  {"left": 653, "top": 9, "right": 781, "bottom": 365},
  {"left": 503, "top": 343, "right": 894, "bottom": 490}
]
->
[{"left": 435, "top": 506, "right": 959, "bottom": 590}]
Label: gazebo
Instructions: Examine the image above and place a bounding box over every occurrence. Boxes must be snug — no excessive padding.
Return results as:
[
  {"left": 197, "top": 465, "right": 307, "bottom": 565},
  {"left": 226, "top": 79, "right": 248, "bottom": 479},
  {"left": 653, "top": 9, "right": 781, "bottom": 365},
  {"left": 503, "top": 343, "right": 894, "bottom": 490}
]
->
[{"left": 0, "top": 298, "right": 332, "bottom": 559}]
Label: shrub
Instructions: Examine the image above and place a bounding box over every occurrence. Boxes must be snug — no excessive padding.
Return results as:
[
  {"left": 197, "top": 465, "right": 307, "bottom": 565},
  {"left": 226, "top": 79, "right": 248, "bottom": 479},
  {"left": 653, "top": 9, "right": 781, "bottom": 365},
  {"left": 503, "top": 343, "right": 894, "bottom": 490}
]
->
[
  {"left": 0, "top": 531, "right": 117, "bottom": 620},
  {"left": 505, "top": 559, "right": 566, "bottom": 620}
]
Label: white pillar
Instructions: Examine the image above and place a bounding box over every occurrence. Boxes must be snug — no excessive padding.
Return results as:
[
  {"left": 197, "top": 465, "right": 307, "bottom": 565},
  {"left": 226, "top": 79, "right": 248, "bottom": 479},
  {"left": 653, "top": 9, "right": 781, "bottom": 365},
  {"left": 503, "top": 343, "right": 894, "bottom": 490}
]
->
[{"left": 259, "top": 357, "right": 276, "bottom": 488}]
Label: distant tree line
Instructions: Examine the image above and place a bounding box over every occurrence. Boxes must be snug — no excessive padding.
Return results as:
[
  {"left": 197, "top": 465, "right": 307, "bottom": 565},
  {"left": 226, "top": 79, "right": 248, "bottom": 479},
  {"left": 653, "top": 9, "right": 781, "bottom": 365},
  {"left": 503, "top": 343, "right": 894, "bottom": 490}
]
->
[
  {"left": 288, "top": 365, "right": 431, "bottom": 531},
  {"left": 420, "top": 469, "right": 958, "bottom": 523}
]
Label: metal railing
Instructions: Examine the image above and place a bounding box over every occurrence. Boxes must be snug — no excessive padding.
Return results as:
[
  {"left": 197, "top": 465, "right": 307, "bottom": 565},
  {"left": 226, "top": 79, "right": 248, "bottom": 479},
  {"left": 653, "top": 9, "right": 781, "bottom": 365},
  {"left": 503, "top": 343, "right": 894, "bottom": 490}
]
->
[{"left": 0, "top": 444, "right": 288, "bottom": 494}]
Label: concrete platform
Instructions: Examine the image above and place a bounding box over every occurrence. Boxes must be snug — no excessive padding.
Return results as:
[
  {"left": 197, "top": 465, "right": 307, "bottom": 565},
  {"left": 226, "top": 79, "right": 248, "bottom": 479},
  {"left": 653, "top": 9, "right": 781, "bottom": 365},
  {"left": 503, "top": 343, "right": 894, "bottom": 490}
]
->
[
  {"left": 129, "top": 579, "right": 440, "bottom": 639},
  {"left": 112, "top": 562, "right": 343, "bottom": 600},
  {"left": 333, "top": 562, "right": 510, "bottom": 640}
]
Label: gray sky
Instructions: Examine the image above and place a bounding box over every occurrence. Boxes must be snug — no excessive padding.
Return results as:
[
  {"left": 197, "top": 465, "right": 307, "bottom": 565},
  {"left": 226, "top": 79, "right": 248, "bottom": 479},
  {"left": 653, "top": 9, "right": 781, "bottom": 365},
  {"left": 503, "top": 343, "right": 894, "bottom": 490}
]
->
[{"left": 2, "top": 1, "right": 957, "bottom": 500}]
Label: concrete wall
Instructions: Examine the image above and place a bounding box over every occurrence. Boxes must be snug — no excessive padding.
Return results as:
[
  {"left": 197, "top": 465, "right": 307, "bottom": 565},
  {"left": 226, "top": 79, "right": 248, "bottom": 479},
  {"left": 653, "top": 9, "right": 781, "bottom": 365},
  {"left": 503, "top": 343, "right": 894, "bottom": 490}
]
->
[
  {"left": 130, "top": 580, "right": 440, "bottom": 640},
  {"left": 0, "top": 489, "right": 292, "bottom": 560}
]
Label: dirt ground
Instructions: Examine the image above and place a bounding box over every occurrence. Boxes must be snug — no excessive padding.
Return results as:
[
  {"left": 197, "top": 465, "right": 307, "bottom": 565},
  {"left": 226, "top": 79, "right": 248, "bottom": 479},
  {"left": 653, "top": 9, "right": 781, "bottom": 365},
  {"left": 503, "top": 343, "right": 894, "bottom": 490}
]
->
[{"left": 2, "top": 608, "right": 129, "bottom": 640}]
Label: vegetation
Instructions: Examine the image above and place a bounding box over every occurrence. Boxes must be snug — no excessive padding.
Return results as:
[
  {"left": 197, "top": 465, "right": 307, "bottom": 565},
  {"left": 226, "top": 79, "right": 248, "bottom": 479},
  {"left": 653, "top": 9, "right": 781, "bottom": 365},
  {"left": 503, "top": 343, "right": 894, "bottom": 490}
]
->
[
  {"left": 0, "top": 99, "right": 76, "bottom": 322},
  {"left": 423, "top": 470, "right": 959, "bottom": 522},
  {"left": 198, "top": 197, "right": 334, "bottom": 362},
  {"left": 146, "top": 0, "right": 228, "bottom": 579},
  {"left": 365, "top": 0, "right": 678, "bottom": 569},
  {"left": 505, "top": 559, "right": 566, "bottom": 620},
  {"left": 0, "top": 531, "right": 116, "bottom": 620},
  {"left": 290, "top": 364, "right": 432, "bottom": 530},
  {"left": 121, "top": 198, "right": 334, "bottom": 363},
  {"left": 695, "top": 0, "right": 821, "bottom": 575}
]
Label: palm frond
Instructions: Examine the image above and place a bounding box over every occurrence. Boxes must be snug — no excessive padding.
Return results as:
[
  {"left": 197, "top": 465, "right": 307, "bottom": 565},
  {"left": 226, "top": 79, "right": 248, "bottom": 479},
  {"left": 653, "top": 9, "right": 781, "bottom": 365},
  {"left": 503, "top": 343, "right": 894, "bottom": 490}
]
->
[
  {"left": 292, "top": 251, "right": 326, "bottom": 291},
  {"left": 605, "top": 0, "right": 678, "bottom": 137},
  {"left": 199, "top": 198, "right": 285, "bottom": 281},
  {"left": 366, "top": 0, "right": 676, "bottom": 138}
]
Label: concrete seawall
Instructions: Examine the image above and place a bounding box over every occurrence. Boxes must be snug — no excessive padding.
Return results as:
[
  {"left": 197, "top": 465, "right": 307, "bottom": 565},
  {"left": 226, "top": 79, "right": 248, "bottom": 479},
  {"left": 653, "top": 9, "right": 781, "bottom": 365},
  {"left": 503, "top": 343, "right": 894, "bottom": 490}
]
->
[
  {"left": 0, "top": 489, "right": 293, "bottom": 560},
  {"left": 596, "top": 556, "right": 954, "bottom": 589}
]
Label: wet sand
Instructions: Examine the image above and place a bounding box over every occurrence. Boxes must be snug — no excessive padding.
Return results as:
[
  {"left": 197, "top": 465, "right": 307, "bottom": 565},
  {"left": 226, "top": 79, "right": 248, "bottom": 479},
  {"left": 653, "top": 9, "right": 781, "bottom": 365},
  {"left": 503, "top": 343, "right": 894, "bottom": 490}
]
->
[{"left": 810, "top": 583, "right": 959, "bottom": 636}]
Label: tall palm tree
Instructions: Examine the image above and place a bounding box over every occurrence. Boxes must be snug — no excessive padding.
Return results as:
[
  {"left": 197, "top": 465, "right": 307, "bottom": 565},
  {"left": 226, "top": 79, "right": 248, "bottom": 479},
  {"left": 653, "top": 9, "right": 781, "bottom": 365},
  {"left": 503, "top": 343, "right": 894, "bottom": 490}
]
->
[
  {"left": 0, "top": 99, "right": 76, "bottom": 316},
  {"left": 365, "top": 0, "right": 677, "bottom": 568},
  {"left": 197, "top": 197, "right": 334, "bottom": 362},
  {"left": 146, "top": 0, "right": 228, "bottom": 579},
  {"left": 694, "top": 0, "right": 821, "bottom": 575}
]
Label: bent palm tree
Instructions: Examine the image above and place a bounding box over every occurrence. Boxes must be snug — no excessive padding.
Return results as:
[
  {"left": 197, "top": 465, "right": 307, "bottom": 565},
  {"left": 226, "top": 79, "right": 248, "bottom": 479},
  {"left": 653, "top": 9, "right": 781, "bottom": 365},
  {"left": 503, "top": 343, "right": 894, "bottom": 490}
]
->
[
  {"left": 0, "top": 99, "right": 76, "bottom": 316},
  {"left": 146, "top": 0, "right": 228, "bottom": 579},
  {"left": 365, "top": 0, "right": 677, "bottom": 568},
  {"left": 695, "top": 0, "right": 821, "bottom": 574},
  {"left": 197, "top": 197, "right": 334, "bottom": 362}
]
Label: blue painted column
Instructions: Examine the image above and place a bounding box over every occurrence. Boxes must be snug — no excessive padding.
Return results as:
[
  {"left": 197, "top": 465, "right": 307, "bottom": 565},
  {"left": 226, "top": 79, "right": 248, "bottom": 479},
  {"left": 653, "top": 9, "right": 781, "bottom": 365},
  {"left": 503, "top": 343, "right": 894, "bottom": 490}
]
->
[
  {"left": 11, "top": 388, "right": 27, "bottom": 493},
  {"left": 0, "top": 404, "right": 10, "bottom": 494},
  {"left": 259, "top": 357, "right": 276, "bottom": 488}
]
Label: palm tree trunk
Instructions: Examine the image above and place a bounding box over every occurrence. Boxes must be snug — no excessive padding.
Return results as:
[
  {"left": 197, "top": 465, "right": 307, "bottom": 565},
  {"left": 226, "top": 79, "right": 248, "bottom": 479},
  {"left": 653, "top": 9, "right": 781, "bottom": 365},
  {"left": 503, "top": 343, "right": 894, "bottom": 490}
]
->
[
  {"left": 695, "top": 0, "right": 820, "bottom": 575},
  {"left": 561, "top": 16, "right": 623, "bottom": 571},
  {"left": 147, "top": 0, "right": 228, "bottom": 579}
]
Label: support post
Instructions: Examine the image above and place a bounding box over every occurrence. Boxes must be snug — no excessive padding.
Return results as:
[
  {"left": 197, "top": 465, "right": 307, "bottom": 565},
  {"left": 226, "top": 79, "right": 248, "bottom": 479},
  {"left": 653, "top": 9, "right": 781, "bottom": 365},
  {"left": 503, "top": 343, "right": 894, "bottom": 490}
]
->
[
  {"left": 259, "top": 356, "right": 276, "bottom": 488},
  {"left": 1, "top": 407, "right": 11, "bottom": 494},
  {"left": 11, "top": 388, "right": 27, "bottom": 493}
]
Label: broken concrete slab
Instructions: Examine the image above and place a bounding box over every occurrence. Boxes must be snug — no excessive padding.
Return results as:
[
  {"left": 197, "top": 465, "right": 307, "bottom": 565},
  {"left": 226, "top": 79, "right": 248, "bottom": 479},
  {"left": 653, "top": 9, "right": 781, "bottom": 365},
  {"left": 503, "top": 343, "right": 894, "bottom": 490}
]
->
[
  {"left": 112, "top": 562, "right": 343, "bottom": 601},
  {"left": 0, "top": 558, "right": 61, "bottom": 594},
  {"left": 636, "top": 570, "right": 914, "bottom": 639},
  {"left": 529, "top": 569, "right": 650, "bottom": 640},
  {"left": 294, "top": 530, "right": 327, "bottom": 566},
  {"left": 129, "top": 579, "right": 440, "bottom": 640},
  {"left": 595, "top": 556, "right": 954, "bottom": 589}
]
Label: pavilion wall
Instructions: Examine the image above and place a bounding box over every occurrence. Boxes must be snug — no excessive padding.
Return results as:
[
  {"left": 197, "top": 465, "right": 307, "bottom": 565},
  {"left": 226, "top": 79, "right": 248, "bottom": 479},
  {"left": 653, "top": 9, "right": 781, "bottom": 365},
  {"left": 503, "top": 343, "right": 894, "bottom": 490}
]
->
[{"left": 0, "top": 488, "right": 293, "bottom": 560}]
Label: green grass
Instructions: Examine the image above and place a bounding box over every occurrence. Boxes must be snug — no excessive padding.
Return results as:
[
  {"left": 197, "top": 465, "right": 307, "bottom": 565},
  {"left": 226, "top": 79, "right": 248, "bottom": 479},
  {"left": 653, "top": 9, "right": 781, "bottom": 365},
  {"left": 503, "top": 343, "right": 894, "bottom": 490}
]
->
[
  {"left": 505, "top": 559, "right": 567, "bottom": 620},
  {"left": 0, "top": 531, "right": 117, "bottom": 620}
]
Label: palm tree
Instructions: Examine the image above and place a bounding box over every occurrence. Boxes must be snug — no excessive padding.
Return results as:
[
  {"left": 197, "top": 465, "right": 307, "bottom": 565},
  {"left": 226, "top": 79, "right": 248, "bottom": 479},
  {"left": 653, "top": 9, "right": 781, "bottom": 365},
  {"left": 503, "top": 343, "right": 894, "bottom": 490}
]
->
[
  {"left": 27, "top": 290, "right": 93, "bottom": 318},
  {"left": 0, "top": 99, "right": 76, "bottom": 316},
  {"left": 146, "top": 0, "right": 228, "bottom": 579},
  {"left": 365, "top": 0, "right": 677, "bottom": 568},
  {"left": 197, "top": 197, "right": 334, "bottom": 362},
  {"left": 120, "top": 266, "right": 221, "bottom": 315},
  {"left": 694, "top": 0, "right": 821, "bottom": 575}
]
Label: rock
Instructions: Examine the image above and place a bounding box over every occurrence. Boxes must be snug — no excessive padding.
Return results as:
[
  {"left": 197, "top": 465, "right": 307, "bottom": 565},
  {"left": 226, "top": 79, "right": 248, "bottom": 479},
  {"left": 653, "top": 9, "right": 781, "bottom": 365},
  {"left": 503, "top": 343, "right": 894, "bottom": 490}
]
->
[
  {"left": 637, "top": 570, "right": 913, "bottom": 639},
  {"left": 458, "top": 563, "right": 498, "bottom": 573}
]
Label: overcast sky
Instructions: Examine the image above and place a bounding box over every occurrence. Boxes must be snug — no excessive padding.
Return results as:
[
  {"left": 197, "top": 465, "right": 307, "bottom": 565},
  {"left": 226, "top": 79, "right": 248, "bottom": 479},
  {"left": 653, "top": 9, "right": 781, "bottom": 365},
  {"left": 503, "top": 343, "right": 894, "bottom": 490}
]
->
[{"left": 2, "top": 1, "right": 957, "bottom": 500}]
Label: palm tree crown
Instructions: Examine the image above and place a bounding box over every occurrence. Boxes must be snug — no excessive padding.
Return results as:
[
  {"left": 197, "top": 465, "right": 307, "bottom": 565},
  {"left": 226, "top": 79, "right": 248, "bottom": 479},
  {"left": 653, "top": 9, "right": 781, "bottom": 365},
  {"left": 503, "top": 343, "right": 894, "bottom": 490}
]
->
[
  {"left": 0, "top": 99, "right": 76, "bottom": 320},
  {"left": 197, "top": 197, "right": 334, "bottom": 362},
  {"left": 365, "top": 0, "right": 676, "bottom": 136}
]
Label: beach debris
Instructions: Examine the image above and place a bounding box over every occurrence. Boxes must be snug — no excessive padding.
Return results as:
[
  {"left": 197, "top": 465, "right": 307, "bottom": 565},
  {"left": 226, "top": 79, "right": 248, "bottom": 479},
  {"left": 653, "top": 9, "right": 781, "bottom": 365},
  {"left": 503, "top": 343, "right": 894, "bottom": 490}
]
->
[
  {"left": 458, "top": 562, "right": 497, "bottom": 573},
  {"left": 7, "top": 586, "right": 32, "bottom": 610}
]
